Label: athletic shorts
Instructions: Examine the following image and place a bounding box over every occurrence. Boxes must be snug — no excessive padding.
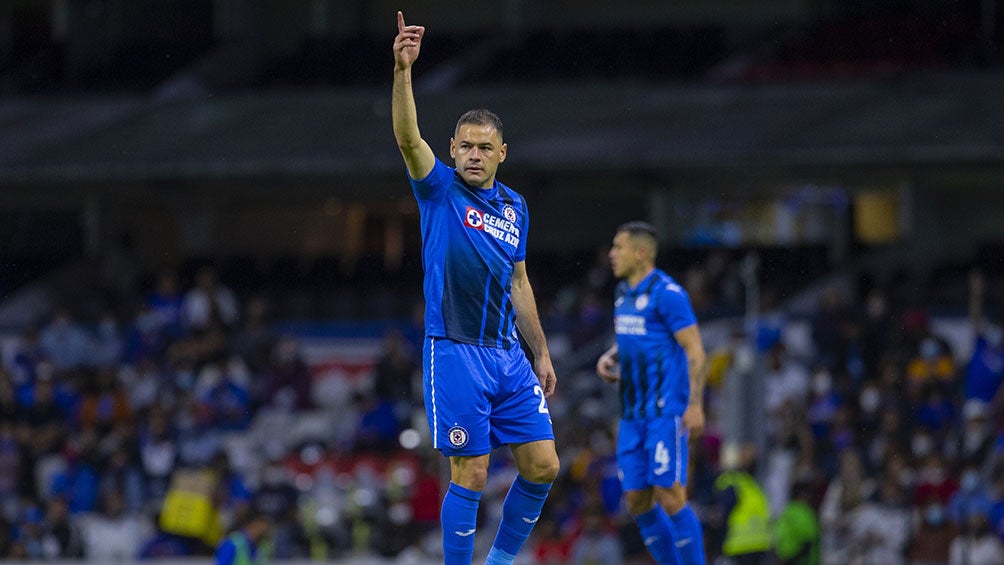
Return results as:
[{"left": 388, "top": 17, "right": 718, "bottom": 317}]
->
[
  {"left": 423, "top": 336, "right": 554, "bottom": 456},
  {"left": 617, "top": 415, "right": 688, "bottom": 491}
]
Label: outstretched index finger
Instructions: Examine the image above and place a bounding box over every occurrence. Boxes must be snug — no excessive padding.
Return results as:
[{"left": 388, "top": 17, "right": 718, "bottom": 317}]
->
[{"left": 397, "top": 11, "right": 405, "bottom": 33}]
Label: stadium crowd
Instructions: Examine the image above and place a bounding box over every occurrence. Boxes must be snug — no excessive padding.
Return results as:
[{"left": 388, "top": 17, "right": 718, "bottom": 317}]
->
[{"left": 0, "top": 248, "right": 1001, "bottom": 565}]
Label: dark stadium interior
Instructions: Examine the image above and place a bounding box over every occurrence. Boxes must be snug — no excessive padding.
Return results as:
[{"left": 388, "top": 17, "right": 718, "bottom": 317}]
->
[{"left": 1, "top": 0, "right": 1004, "bottom": 563}]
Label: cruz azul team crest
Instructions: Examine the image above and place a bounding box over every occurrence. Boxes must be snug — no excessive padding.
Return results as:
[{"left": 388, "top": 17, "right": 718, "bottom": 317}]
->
[
  {"left": 463, "top": 205, "right": 520, "bottom": 247},
  {"left": 448, "top": 426, "right": 469, "bottom": 448}
]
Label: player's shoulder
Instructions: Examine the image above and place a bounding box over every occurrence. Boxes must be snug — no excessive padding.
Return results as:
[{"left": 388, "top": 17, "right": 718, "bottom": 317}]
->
[
  {"left": 653, "top": 270, "right": 687, "bottom": 297},
  {"left": 496, "top": 180, "right": 528, "bottom": 209}
]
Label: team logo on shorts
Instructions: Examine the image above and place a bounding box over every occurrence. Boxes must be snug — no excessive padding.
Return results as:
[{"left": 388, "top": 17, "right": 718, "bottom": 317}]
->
[
  {"left": 464, "top": 207, "right": 484, "bottom": 229},
  {"left": 448, "top": 426, "right": 469, "bottom": 448},
  {"left": 635, "top": 295, "right": 649, "bottom": 310},
  {"left": 502, "top": 204, "right": 517, "bottom": 223}
]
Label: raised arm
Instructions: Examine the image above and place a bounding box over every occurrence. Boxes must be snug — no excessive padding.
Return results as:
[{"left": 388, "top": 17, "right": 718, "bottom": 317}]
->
[
  {"left": 392, "top": 11, "right": 435, "bottom": 180},
  {"left": 511, "top": 261, "right": 556, "bottom": 397}
]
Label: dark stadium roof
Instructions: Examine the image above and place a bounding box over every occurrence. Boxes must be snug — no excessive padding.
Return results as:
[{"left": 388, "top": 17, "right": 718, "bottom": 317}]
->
[{"left": 3, "top": 71, "right": 1004, "bottom": 185}]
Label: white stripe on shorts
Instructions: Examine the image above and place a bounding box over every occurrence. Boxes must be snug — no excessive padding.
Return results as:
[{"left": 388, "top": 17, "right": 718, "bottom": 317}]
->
[
  {"left": 675, "top": 415, "right": 683, "bottom": 484},
  {"left": 430, "top": 338, "right": 437, "bottom": 450}
]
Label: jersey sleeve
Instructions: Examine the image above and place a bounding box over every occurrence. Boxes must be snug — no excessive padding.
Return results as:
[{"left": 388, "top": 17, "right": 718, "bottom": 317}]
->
[
  {"left": 514, "top": 199, "right": 529, "bottom": 262},
  {"left": 656, "top": 282, "right": 698, "bottom": 333},
  {"left": 409, "top": 159, "right": 453, "bottom": 202}
]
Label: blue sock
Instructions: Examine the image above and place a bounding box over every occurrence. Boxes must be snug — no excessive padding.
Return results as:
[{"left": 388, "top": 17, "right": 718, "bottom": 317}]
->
[
  {"left": 635, "top": 505, "right": 681, "bottom": 565},
  {"left": 487, "top": 475, "right": 552, "bottom": 564},
  {"left": 442, "top": 482, "right": 481, "bottom": 565},
  {"left": 669, "top": 505, "right": 706, "bottom": 565}
]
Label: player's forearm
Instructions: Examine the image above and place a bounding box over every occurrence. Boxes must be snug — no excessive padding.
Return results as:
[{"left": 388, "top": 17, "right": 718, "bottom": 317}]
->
[
  {"left": 513, "top": 284, "right": 550, "bottom": 361},
  {"left": 686, "top": 349, "right": 707, "bottom": 406},
  {"left": 392, "top": 68, "right": 422, "bottom": 149}
]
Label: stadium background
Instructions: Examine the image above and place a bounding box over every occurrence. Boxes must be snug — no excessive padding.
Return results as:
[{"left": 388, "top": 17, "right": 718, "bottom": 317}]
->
[{"left": 1, "top": 0, "right": 1004, "bottom": 563}]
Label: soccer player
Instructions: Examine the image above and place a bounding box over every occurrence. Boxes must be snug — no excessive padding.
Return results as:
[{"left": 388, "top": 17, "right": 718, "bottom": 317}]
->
[
  {"left": 392, "top": 12, "right": 559, "bottom": 565},
  {"left": 596, "top": 221, "right": 708, "bottom": 565}
]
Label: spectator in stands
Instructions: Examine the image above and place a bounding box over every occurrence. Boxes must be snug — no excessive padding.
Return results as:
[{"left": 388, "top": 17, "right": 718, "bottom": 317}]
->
[
  {"left": 77, "top": 366, "right": 133, "bottom": 432},
  {"left": 819, "top": 450, "right": 874, "bottom": 564},
  {"left": 138, "top": 405, "right": 178, "bottom": 502},
  {"left": 567, "top": 504, "right": 622, "bottom": 565},
  {"left": 209, "top": 451, "right": 254, "bottom": 523},
  {"left": 253, "top": 462, "right": 302, "bottom": 559},
  {"left": 914, "top": 452, "right": 959, "bottom": 508},
  {"left": 38, "top": 307, "right": 93, "bottom": 372},
  {"left": 908, "top": 492, "right": 956, "bottom": 565},
  {"left": 49, "top": 431, "right": 101, "bottom": 514},
  {"left": 373, "top": 329, "right": 418, "bottom": 429},
  {"left": 948, "top": 511, "right": 1004, "bottom": 565},
  {"left": 17, "top": 372, "right": 68, "bottom": 465},
  {"left": 899, "top": 307, "right": 956, "bottom": 383},
  {"left": 845, "top": 476, "right": 911, "bottom": 565},
  {"left": 811, "top": 285, "right": 853, "bottom": 373},
  {"left": 958, "top": 399, "right": 997, "bottom": 469},
  {"left": 10, "top": 325, "right": 44, "bottom": 383},
  {"left": 965, "top": 270, "right": 1004, "bottom": 404},
  {"left": 41, "top": 496, "right": 79, "bottom": 558},
  {"left": 260, "top": 335, "right": 313, "bottom": 411},
  {"left": 232, "top": 295, "right": 277, "bottom": 377},
  {"left": 78, "top": 489, "right": 151, "bottom": 561},
  {"left": 99, "top": 444, "right": 146, "bottom": 514},
  {"left": 0, "top": 422, "right": 22, "bottom": 517},
  {"left": 200, "top": 363, "right": 254, "bottom": 432},
  {"left": 183, "top": 266, "right": 240, "bottom": 331},
  {"left": 145, "top": 268, "right": 185, "bottom": 338},
  {"left": 950, "top": 463, "right": 994, "bottom": 527},
  {"left": 91, "top": 308, "right": 124, "bottom": 368}
]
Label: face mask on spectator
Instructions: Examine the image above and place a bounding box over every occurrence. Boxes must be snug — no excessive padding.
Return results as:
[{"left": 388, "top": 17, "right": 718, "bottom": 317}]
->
[
  {"left": 859, "top": 386, "right": 880, "bottom": 414},
  {"left": 924, "top": 503, "right": 945, "bottom": 526},
  {"left": 812, "top": 371, "right": 831, "bottom": 396},
  {"left": 961, "top": 470, "right": 981, "bottom": 492},
  {"left": 911, "top": 434, "right": 933, "bottom": 458},
  {"left": 920, "top": 338, "right": 940, "bottom": 359}
]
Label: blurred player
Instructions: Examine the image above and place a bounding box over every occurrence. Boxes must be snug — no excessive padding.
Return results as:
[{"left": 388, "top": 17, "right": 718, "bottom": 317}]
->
[
  {"left": 596, "top": 221, "right": 708, "bottom": 565},
  {"left": 391, "top": 11, "right": 559, "bottom": 565}
]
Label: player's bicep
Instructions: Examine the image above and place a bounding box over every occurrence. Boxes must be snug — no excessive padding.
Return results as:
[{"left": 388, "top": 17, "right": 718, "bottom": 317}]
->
[
  {"left": 401, "top": 138, "right": 436, "bottom": 181},
  {"left": 673, "top": 324, "right": 705, "bottom": 359},
  {"left": 511, "top": 261, "right": 529, "bottom": 292}
]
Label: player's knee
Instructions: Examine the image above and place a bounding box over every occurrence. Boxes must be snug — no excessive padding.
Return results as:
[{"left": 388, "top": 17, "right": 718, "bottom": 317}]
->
[
  {"left": 656, "top": 484, "right": 687, "bottom": 514},
  {"left": 522, "top": 454, "right": 560, "bottom": 484},
  {"left": 451, "top": 458, "right": 489, "bottom": 491},
  {"left": 624, "top": 489, "right": 655, "bottom": 515}
]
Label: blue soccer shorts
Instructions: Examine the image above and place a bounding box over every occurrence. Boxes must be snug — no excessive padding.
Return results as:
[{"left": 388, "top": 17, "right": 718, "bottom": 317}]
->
[
  {"left": 422, "top": 336, "right": 554, "bottom": 457},
  {"left": 617, "top": 415, "right": 688, "bottom": 492}
]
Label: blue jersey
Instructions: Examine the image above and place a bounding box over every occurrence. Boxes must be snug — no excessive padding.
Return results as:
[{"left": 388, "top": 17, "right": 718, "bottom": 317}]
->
[
  {"left": 614, "top": 269, "right": 697, "bottom": 420},
  {"left": 410, "top": 159, "right": 529, "bottom": 349}
]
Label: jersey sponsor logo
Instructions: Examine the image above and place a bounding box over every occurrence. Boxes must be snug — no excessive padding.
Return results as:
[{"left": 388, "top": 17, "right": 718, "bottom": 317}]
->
[
  {"left": 464, "top": 207, "right": 484, "bottom": 229},
  {"left": 448, "top": 425, "right": 469, "bottom": 448},
  {"left": 615, "top": 314, "right": 647, "bottom": 336},
  {"left": 635, "top": 294, "right": 649, "bottom": 310},
  {"left": 462, "top": 206, "right": 521, "bottom": 247}
]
